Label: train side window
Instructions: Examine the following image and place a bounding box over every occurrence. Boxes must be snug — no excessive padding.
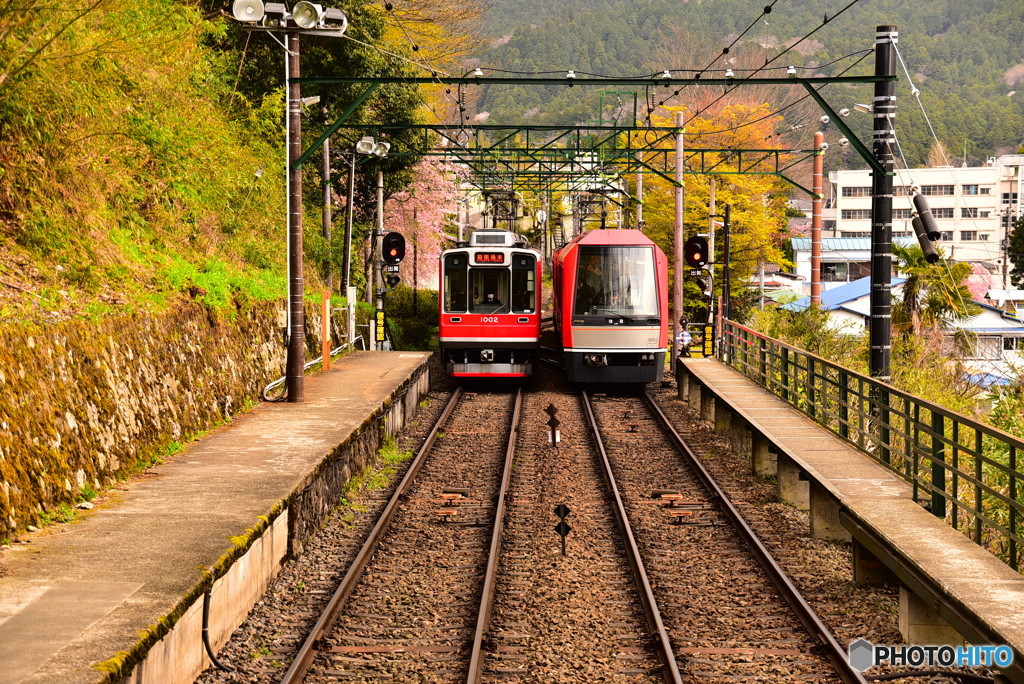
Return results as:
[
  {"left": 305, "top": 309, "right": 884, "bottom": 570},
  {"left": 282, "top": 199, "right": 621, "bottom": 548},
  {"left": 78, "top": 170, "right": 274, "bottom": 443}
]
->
[
  {"left": 444, "top": 253, "right": 468, "bottom": 313},
  {"left": 511, "top": 254, "right": 535, "bottom": 314}
]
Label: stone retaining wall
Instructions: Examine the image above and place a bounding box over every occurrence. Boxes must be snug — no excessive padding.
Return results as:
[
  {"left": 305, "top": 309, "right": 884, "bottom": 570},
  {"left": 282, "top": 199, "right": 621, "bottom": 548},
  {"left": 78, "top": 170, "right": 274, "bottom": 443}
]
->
[{"left": 0, "top": 299, "right": 346, "bottom": 539}]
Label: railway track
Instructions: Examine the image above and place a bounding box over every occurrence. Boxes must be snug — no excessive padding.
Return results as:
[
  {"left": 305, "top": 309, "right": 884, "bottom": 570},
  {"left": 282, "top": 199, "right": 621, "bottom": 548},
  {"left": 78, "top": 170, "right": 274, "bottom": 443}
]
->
[
  {"left": 584, "top": 389, "right": 866, "bottom": 683},
  {"left": 477, "top": 386, "right": 680, "bottom": 683},
  {"left": 280, "top": 387, "right": 522, "bottom": 682},
  {"left": 201, "top": 373, "right": 876, "bottom": 682}
]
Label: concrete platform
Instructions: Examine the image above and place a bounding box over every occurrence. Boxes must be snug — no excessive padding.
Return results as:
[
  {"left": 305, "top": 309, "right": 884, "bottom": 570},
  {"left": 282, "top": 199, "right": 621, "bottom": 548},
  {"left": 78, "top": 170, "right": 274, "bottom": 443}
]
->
[
  {"left": 679, "top": 357, "right": 1024, "bottom": 683},
  {"left": 0, "top": 351, "right": 431, "bottom": 684}
]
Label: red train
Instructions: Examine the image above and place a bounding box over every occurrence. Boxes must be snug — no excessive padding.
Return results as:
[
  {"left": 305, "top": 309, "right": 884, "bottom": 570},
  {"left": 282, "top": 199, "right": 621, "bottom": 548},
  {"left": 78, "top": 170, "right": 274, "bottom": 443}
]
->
[
  {"left": 438, "top": 230, "right": 542, "bottom": 377},
  {"left": 553, "top": 229, "right": 668, "bottom": 383}
]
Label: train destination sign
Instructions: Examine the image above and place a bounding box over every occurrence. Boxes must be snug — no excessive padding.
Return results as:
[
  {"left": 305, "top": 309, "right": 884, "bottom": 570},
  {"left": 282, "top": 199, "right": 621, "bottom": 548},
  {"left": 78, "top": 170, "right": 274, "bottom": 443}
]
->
[{"left": 474, "top": 252, "right": 505, "bottom": 264}]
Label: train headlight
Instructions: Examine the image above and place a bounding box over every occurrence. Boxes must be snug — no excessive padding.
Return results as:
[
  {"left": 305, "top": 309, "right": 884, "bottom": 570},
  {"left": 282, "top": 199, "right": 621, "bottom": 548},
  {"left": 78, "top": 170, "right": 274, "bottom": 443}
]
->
[{"left": 481, "top": 349, "right": 494, "bottom": 362}]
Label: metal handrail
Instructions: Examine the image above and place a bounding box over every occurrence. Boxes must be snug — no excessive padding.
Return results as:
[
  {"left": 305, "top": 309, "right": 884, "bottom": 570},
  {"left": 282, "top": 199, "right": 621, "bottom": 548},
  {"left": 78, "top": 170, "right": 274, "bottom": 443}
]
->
[{"left": 719, "top": 319, "right": 1024, "bottom": 572}]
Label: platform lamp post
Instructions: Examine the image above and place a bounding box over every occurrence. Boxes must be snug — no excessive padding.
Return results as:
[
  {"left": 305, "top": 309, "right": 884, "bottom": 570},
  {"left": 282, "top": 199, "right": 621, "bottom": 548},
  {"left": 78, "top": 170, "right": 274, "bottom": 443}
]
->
[
  {"left": 341, "top": 136, "right": 389, "bottom": 292},
  {"left": 231, "top": 0, "right": 349, "bottom": 403}
]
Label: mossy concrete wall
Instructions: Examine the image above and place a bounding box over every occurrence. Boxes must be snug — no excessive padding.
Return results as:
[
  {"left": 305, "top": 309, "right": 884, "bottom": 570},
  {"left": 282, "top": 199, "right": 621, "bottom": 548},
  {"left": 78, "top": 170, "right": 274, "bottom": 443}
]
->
[{"left": 0, "top": 299, "right": 345, "bottom": 539}]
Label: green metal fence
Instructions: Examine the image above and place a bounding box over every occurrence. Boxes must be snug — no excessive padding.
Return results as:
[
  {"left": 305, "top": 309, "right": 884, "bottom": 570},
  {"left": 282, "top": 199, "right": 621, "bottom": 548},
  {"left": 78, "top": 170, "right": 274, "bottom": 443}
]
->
[{"left": 720, "top": 319, "right": 1024, "bottom": 571}]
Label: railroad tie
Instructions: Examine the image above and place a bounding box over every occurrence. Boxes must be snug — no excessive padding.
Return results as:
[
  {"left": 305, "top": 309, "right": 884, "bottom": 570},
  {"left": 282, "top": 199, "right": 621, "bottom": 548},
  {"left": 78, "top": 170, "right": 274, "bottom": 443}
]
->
[
  {"left": 435, "top": 508, "right": 458, "bottom": 522},
  {"left": 440, "top": 492, "right": 464, "bottom": 507}
]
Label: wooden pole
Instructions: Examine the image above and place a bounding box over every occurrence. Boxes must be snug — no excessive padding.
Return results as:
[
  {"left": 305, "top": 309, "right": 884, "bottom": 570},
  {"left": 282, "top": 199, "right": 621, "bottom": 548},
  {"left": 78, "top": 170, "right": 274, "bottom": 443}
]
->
[
  {"left": 672, "top": 111, "right": 685, "bottom": 366},
  {"left": 811, "top": 131, "right": 824, "bottom": 306},
  {"left": 321, "top": 291, "right": 331, "bottom": 371}
]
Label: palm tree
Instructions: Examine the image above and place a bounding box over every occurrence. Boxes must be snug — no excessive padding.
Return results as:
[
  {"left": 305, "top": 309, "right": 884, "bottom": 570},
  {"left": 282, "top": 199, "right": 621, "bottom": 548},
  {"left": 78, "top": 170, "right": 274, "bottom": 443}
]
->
[{"left": 892, "top": 243, "right": 980, "bottom": 338}]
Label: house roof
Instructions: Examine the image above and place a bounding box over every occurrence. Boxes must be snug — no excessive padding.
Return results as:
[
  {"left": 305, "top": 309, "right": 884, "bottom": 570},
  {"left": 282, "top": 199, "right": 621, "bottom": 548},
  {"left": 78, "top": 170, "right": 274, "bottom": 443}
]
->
[
  {"left": 782, "top": 276, "right": 907, "bottom": 312},
  {"left": 964, "top": 373, "right": 1013, "bottom": 389},
  {"left": 987, "top": 289, "right": 1024, "bottom": 300},
  {"left": 790, "top": 237, "right": 916, "bottom": 252}
]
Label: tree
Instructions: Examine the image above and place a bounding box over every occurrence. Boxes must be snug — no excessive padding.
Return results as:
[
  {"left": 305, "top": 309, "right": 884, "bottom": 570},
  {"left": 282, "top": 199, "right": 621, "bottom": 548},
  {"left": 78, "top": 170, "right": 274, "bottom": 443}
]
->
[
  {"left": 892, "top": 243, "right": 980, "bottom": 338},
  {"left": 381, "top": 159, "right": 465, "bottom": 289},
  {"left": 1009, "top": 216, "right": 1024, "bottom": 288},
  {"left": 640, "top": 104, "right": 790, "bottom": 322}
]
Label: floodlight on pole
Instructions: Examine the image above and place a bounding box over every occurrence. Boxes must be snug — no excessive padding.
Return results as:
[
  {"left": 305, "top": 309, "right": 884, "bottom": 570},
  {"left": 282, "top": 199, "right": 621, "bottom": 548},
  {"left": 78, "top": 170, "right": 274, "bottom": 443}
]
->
[
  {"left": 355, "top": 136, "right": 375, "bottom": 154},
  {"left": 232, "top": 0, "right": 265, "bottom": 21},
  {"left": 293, "top": 2, "right": 324, "bottom": 29},
  {"left": 372, "top": 141, "right": 391, "bottom": 157},
  {"left": 230, "top": 1, "right": 351, "bottom": 404}
]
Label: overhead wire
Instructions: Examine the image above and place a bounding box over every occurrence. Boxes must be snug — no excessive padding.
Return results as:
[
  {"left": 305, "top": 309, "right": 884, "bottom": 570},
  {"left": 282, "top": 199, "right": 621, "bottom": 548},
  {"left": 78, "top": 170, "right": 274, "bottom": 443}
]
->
[
  {"left": 667, "top": 0, "right": 862, "bottom": 128},
  {"left": 890, "top": 42, "right": 1009, "bottom": 273},
  {"left": 641, "top": 0, "right": 782, "bottom": 126}
]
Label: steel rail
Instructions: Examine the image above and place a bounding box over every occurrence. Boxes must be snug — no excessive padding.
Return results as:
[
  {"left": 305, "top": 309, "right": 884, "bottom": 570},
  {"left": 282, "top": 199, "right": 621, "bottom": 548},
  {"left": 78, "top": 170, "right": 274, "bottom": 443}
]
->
[
  {"left": 280, "top": 387, "right": 464, "bottom": 684},
  {"left": 581, "top": 391, "right": 683, "bottom": 684},
  {"left": 642, "top": 392, "right": 868, "bottom": 684},
  {"left": 467, "top": 388, "right": 524, "bottom": 683}
]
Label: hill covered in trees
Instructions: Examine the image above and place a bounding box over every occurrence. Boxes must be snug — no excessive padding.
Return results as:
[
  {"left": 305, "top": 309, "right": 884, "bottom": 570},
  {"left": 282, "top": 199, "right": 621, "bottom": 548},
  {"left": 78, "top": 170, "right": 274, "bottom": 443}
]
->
[{"left": 474, "top": 0, "right": 1024, "bottom": 166}]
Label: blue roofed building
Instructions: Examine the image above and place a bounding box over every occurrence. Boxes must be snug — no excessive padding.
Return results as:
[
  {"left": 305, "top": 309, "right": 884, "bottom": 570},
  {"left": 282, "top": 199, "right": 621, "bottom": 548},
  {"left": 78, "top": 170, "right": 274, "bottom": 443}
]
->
[{"left": 783, "top": 277, "right": 1024, "bottom": 384}]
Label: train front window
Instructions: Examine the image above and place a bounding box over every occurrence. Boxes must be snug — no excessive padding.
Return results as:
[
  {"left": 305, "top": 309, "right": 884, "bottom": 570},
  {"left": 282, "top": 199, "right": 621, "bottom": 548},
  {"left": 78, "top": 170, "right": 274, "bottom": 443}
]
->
[
  {"left": 469, "top": 267, "right": 510, "bottom": 313},
  {"left": 574, "top": 246, "right": 658, "bottom": 317},
  {"left": 444, "top": 253, "right": 468, "bottom": 313},
  {"left": 511, "top": 254, "right": 536, "bottom": 314}
]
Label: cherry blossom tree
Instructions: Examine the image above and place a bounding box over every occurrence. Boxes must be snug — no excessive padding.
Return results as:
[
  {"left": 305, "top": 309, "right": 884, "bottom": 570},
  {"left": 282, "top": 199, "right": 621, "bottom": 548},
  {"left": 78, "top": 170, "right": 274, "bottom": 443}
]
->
[{"left": 383, "top": 159, "right": 465, "bottom": 289}]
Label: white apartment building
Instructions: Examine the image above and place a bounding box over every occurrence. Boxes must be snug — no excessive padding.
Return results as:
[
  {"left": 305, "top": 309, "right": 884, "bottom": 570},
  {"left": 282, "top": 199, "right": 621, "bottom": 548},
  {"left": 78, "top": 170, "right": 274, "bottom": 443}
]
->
[{"left": 830, "top": 154, "right": 1023, "bottom": 288}]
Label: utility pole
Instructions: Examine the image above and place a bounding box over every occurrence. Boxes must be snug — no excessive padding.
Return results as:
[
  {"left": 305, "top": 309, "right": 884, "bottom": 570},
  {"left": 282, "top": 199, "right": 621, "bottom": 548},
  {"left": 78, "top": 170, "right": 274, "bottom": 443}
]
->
[
  {"left": 811, "top": 131, "right": 824, "bottom": 307},
  {"left": 286, "top": 32, "right": 305, "bottom": 402},
  {"left": 708, "top": 178, "right": 717, "bottom": 327},
  {"left": 373, "top": 169, "right": 385, "bottom": 349},
  {"left": 321, "top": 106, "right": 333, "bottom": 293},
  {"left": 722, "top": 204, "right": 731, "bottom": 322},
  {"left": 636, "top": 153, "right": 644, "bottom": 230},
  {"left": 342, "top": 153, "right": 356, "bottom": 290},
  {"left": 412, "top": 208, "right": 418, "bottom": 316},
  {"left": 672, "top": 111, "right": 685, "bottom": 366},
  {"left": 869, "top": 25, "right": 897, "bottom": 381}
]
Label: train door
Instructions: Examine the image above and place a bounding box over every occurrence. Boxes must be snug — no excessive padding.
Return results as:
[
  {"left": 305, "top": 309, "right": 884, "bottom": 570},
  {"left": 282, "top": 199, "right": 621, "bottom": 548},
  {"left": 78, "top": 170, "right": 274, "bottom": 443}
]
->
[
  {"left": 510, "top": 254, "right": 536, "bottom": 314},
  {"left": 443, "top": 253, "right": 468, "bottom": 313}
]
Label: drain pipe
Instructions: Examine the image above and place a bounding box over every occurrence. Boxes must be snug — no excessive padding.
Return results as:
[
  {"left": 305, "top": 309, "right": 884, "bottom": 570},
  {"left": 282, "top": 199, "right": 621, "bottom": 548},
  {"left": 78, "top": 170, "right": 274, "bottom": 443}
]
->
[{"left": 203, "top": 586, "right": 234, "bottom": 672}]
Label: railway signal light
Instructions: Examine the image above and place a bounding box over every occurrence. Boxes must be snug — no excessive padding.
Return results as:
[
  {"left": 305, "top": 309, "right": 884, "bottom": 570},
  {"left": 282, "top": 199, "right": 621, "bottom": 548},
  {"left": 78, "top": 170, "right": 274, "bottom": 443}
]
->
[
  {"left": 381, "top": 231, "right": 406, "bottom": 264},
  {"left": 684, "top": 236, "right": 709, "bottom": 268},
  {"left": 689, "top": 265, "right": 712, "bottom": 298}
]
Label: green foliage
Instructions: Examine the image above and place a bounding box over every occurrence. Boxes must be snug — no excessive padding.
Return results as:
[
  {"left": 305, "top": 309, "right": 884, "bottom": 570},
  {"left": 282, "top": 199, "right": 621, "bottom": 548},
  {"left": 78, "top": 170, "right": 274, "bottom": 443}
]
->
[
  {"left": 748, "top": 307, "right": 867, "bottom": 370},
  {"left": 1009, "top": 217, "right": 1024, "bottom": 288},
  {"left": 78, "top": 483, "right": 99, "bottom": 502},
  {"left": 0, "top": 0, "right": 428, "bottom": 322},
  {"left": 0, "top": 0, "right": 288, "bottom": 321},
  {"left": 38, "top": 503, "right": 76, "bottom": 526},
  {"left": 480, "top": 0, "right": 1024, "bottom": 165},
  {"left": 382, "top": 285, "right": 439, "bottom": 351},
  {"left": 892, "top": 243, "right": 980, "bottom": 339}
]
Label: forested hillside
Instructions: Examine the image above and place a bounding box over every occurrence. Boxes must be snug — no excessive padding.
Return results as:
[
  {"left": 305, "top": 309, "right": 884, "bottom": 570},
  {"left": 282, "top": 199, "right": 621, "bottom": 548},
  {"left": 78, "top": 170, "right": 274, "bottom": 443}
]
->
[
  {"left": 0, "top": 0, "right": 475, "bottom": 323},
  {"left": 475, "top": 0, "right": 1024, "bottom": 166}
]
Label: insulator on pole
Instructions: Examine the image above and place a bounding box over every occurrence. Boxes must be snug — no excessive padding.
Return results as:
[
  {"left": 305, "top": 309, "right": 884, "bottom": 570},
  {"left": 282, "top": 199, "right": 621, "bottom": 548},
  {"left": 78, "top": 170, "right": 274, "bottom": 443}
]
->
[
  {"left": 911, "top": 193, "right": 942, "bottom": 241},
  {"left": 911, "top": 214, "right": 940, "bottom": 264}
]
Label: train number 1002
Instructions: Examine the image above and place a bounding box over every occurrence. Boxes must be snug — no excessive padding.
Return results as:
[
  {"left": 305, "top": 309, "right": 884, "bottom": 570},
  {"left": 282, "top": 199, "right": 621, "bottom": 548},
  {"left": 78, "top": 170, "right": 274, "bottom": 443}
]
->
[{"left": 480, "top": 316, "right": 500, "bottom": 323}]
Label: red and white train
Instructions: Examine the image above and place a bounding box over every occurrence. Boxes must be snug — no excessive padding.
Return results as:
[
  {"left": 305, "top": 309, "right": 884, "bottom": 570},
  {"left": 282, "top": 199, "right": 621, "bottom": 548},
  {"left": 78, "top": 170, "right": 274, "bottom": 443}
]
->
[
  {"left": 553, "top": 229, "right": 668, "bottom": 383},
  {"left": 438, "top": 229, "right": 542, "bottom": 378}
]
